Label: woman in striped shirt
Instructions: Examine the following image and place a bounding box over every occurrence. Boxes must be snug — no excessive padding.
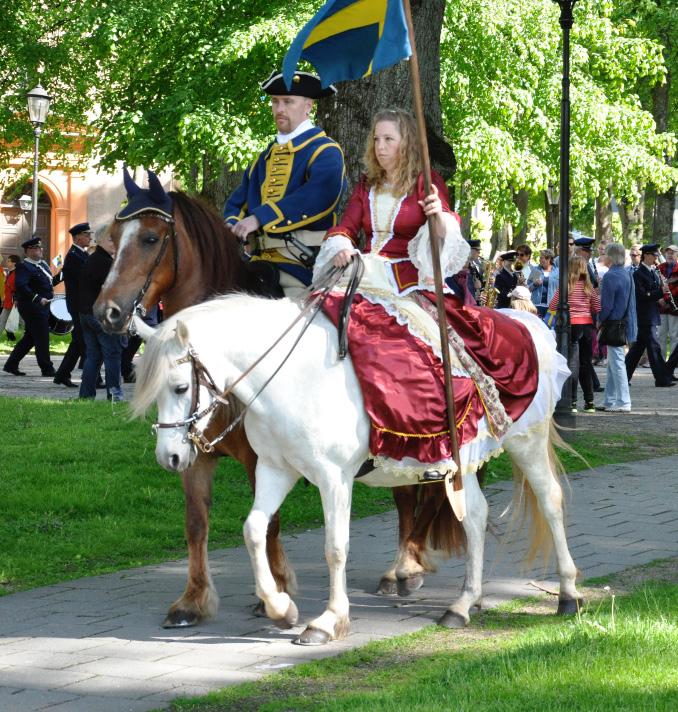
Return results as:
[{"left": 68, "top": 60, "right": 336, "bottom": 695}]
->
[{"left": 549, "top": 254, "right": 601, "bottom": 413}]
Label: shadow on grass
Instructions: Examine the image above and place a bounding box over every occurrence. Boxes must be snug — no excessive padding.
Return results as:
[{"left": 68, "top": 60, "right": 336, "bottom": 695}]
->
[{"left": 167, "top": 582, "right": 678, "bottom": 712}]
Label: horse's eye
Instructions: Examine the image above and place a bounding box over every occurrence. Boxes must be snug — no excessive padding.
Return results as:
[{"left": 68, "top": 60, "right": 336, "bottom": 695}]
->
[
  {"left": 174, "top": 384, "right": 189, "bottom": 395},
  {"left": 141, "top": 232, "right": 159, "bottom": 246}
]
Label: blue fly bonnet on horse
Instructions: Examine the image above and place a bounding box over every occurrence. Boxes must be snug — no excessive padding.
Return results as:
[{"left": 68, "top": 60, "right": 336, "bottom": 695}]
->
[{"left": 116, "top": 168, "right": 173, "bottom": 221}]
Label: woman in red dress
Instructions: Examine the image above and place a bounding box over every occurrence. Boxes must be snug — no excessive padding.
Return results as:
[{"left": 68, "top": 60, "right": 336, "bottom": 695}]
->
[{"left": 314, "top": 110, "right": 544, "bottom": 482}]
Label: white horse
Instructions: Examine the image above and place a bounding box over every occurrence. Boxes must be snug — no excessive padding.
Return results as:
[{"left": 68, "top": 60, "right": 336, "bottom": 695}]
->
[{"left": 132, "top": 294, "right": 582, "bottom": 645}]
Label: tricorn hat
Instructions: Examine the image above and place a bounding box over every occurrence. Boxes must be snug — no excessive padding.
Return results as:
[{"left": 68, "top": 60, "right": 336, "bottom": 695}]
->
[
  {"left": 466, "top": 239, "right": 481, "bottom": 249},
  {"left": 116, "top": 168, "right": 173, "bottom": 221},
  {"left": 261, "top": 70, "right": 337, "bottom": 99}
]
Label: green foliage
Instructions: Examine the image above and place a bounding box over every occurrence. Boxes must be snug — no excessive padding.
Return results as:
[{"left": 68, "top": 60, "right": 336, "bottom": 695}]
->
[
  {"left": 442, "top": 0, "right": 677, "bottom": 228},
  {"left": 1, "top": 1, "right": 675, "bottom": 224}
]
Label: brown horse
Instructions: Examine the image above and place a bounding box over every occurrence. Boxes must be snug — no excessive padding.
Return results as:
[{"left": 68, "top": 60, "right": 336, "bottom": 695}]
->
[{"left": 95, "top": 184, "right": 460, "bottom": 626}]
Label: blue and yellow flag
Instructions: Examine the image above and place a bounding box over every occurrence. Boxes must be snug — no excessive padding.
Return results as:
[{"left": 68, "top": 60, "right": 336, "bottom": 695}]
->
[{"left": 283, "top": 0, "right": 411, "bottom": 89}]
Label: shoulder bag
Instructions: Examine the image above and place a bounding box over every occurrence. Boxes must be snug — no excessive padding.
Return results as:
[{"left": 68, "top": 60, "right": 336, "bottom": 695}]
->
[{"left": 598, "top": 275, "right": 632, "bottom": 347}]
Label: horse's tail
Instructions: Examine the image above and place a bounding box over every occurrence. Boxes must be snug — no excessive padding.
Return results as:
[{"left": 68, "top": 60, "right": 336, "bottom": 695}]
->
[
  {"left": 426, "top": 487, "right": 467, "bottom": 560},
  {"left": 511, "top": 419, "right": 571, "bottom": 568}
]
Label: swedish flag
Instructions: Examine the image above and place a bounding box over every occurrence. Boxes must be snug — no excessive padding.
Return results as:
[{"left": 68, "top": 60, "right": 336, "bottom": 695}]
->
[{"left": 283, "top": 0, "right": 411, "bottom": 89}]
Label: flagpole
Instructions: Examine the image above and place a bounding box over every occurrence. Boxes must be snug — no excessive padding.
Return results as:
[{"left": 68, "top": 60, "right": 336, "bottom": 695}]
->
[{"left": 402, "top": 0, "right": 464, "bottom": 519}]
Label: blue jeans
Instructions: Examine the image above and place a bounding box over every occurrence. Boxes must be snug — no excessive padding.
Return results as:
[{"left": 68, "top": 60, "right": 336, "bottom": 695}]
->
[
  {"left": 79, "top": 313, "right": 124, "bottom": 400},
  {"left": 604, "top": 345, "right": 631, "bottom": 410}
]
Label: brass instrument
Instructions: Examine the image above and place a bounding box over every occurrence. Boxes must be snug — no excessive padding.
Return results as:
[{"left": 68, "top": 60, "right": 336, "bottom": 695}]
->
[
  {"left": 480, "top": 260, "right": 499, "bottom": 308},
  {"left": 514, "top": 259, "right": 527, "bottom": 286},
  {"left": 658, "top": 269, "right": 678, "bottom": 313}
]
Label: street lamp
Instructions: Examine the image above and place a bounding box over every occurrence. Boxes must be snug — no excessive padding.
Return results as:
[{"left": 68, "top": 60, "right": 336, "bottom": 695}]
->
[
  {"left": 551, "top": 0, "right": 578, "bottom": 426},
  {"left": 546, "top": 182, "right": 559, "bottom": 251},
  {"left": 26, "top": 83, "right": 52, "bottom": 236}
]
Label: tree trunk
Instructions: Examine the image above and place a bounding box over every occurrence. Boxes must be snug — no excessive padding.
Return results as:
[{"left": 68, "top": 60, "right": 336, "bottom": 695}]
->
[
  {"left": 318, "top": 0, "right": 453, "bottom": 196},
  {"left": 200, "top": 157, "right": 243, "bottom": 212},
  {"left": 595, "top": 190, "right": 613, "bottom": 243},
  {"left": 652, "top": 71, "right": 675, "bottom": 244},
  {"left": 619, "top": 187, "right": 645, "bottom": 246},
  {"left": 511, "top": 189, "right": 529, "bottom": 247}
]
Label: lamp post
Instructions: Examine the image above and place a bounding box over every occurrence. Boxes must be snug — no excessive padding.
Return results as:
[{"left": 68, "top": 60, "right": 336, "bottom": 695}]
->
[
  {"left": 552, "top": 0, "right": 578, "bottom": 425},
  {"left": 547, "top": 182, "right": 559, "bottom": 251},
  {"left": 17, "top": 194, "right": 33, "bottom": 242},
  {"left": 26, "top": 83, "right": 52, "bottom": 236}
]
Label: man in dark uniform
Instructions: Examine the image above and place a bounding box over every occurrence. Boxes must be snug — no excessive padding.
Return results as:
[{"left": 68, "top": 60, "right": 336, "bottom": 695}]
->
[
  {"left": 223, "top": 70, "right": 346, "bottom": 297},
  {"left": 3, "top": 236, "right": 62, "bottom": 377},
  {"left": 626, "top": 243, "right": 675, "bottom": 388},
  {"left": 53, "top": 222, "right": 92, "bottom": 387},
  {"left": 494, "top": 251, "right": 518, "bottom": 308},
  {"left": 573, "top": 236, "right": 599, "bottom": 288},
  {"left": 466, "top": 238, "right": 484, "bottom": 302}
]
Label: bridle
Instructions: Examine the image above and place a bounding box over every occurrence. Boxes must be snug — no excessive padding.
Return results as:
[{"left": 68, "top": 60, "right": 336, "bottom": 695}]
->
[
  {"left": 152, "top": 256, "right": 363, "bottom": 455},
  {"left": 119, "top": 212, "right": 179, "bottom": 335}
]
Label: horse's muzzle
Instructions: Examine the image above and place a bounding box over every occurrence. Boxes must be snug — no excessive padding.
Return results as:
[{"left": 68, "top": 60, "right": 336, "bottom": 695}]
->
[{"left": 94, "top": 298, "right": 128, "bottom": 334}]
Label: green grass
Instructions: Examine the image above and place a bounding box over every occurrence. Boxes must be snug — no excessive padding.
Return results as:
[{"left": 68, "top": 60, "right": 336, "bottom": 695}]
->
[
  {"left": 166, "top": 582, "right": 678, "bottom": 711},
  {"left": 0, "top": 397, "right": 393, "bottom": 595},
  {"left": 0, "top": 397, "right": 675, "bottom": 596},
  {"left": 0, "top": 328, "right": 69, "bottom": 355}
]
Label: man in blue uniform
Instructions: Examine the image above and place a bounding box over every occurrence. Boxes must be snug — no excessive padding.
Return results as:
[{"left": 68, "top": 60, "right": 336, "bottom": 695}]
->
[
  {"left": 224, "top": 70, "right": 346, "bottom": 297},
  {"left": 3, "top": 236, "right": 62, "bottom": 377},
  {"left": 494, "top": 251, "right": 518, "bottom": 308},
  {"left": 626, "top": 243, "right": 675, "bottom": 388},
  {"left": 53, "top": 222, "right": 92, "bottom": 387}
]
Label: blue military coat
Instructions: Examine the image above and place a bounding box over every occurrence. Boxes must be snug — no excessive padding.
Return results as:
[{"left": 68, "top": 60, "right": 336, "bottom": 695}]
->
[
  {"left": 224, "top": 126, "right": 346, "bottom": 235},
  {"left": 633, "top": 263, "right": 663, "bottom": 327},
  {"left": 14, "top": 260, "right": 61, "bottom": 314}
]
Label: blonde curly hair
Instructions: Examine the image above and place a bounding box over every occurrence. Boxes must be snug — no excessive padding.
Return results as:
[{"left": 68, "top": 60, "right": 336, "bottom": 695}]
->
[{"left": 362, "top": 109, "right": 423, "bottom": 196}]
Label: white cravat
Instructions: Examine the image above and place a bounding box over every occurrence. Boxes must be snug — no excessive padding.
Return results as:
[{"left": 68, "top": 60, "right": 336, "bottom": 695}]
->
[{"left": 276, "top": 119, "right": 314, "bottom": 145}]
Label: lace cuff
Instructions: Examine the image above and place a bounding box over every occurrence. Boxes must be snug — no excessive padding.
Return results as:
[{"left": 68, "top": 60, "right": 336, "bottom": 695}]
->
[
  {"left": 313, "top": 234, "right": 357, "bottom": 284},
  {"left": 408, "top": 213, "right": 469, "bottom": 288}
]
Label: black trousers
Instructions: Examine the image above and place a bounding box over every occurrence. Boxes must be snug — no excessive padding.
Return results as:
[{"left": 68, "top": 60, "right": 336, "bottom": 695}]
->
[
  {"left": 55, "top": 314, "right": 85, "bottom": 378},
  {"left": 626, "top": 323, "right": 669, "bottom": 385},
  {"left": 5, "top": 304, "right": 53, "bottom": 374},
  {"left": 570, "top": 323, "right": 595, "bottom": 406}
]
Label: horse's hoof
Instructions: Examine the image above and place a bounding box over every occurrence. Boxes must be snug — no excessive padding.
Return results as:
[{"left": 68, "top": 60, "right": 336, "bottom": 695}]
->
[
  {"left": 271, "top": 600, "right": 299, "bottom": 629},
  {"left": 375, "top": 578, "right": 398, "bottom": 596},
  {"left": 397, "top": 573, "right": 425, "bottom": 597},
  {"left": 252, "top": 601, "right": 266, "bottom": 618},
  {"left": 438, "top": 610, "right": 468, "bottom": 629},
  {"left": 294, "top": 626, "right": 331, "bottom": 646},
  {"left": 162, "top": 609, "right": 199, "bottom": 628},
  {"left": 557, "top": 597, "right": 584, "bottom": 616}
]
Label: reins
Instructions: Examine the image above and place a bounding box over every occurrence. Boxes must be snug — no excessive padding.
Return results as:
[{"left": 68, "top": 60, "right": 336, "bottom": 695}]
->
[{"left": 153, "top": 256, "right": 363, "bottom": 454}]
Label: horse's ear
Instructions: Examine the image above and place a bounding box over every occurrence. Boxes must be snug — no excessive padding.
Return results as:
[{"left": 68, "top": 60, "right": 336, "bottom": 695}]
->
[
  {"left": 147, "top": 170, "right": 168, "bottom": 204},
  {"left": 175, "top": 320, "right": 190, "bottom": 348},
  {"left": 123, "top": 165, "right": 141, "bottom": 197},
  {"left": 131, "top": 315, "right": 156, "bottom": 341}
]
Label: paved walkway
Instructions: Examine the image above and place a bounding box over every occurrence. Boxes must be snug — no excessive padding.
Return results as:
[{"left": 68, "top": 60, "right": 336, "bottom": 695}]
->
[{"left": 1, "top": 354, "right": 677, "bottom": 711}]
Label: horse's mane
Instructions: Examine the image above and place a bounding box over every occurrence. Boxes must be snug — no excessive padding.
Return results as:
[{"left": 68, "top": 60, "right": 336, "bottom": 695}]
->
[
  {"left": 169, "top": 191, "right": 252, "bottom": 298},
  {"left": 130, "top": 318, "right": 183, "bottom": 419},
  {"left": 131, "top": 295, "right": 299, "bottom": 420}
]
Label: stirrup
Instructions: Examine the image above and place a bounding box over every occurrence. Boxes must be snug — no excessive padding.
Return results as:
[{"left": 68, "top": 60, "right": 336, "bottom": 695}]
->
[{"left": 418, "top": 469, "right": 447, "bottom": 484}]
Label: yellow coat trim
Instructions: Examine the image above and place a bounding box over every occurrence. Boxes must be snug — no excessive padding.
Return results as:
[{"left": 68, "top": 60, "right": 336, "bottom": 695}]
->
[{"left": 372, "top": 398, "right": 474, "bottom": 439}]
